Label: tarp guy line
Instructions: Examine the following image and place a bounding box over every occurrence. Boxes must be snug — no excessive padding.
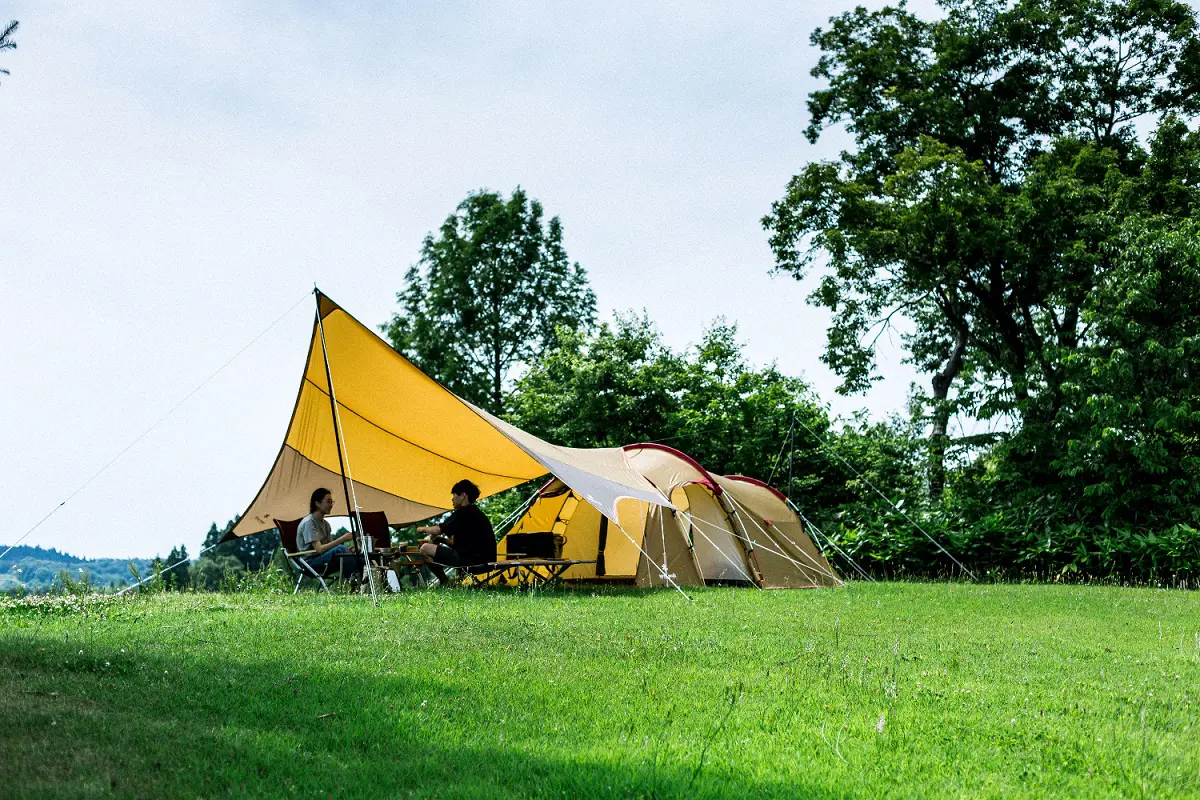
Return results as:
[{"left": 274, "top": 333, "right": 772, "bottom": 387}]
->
[
  {"left": 0, "top": 290, "right": 313, "bottom": 563},
  {"left": 115, "top": 539, "right": 224, "bottom": 596}
]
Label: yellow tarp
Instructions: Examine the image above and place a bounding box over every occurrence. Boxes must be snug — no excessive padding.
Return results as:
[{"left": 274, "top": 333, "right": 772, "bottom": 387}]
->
[{"left": 232, "top": 293, "right": 668, "bottom": 537}]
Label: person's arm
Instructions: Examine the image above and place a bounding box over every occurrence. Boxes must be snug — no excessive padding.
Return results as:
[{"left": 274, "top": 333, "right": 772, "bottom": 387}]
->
[
  {"left": 417, "top": 513, "right": 456, "bottom": 545},
  {"left": 415, "top": 524, "right": 450, "bottom": 545},
  {"left": 309, "top": 530, "right": 352, "bottom": 555}
]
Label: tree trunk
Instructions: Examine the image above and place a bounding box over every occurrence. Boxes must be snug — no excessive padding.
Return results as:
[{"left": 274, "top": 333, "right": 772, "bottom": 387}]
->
[{"left": 928, "top": 328, "right": 968, "bottom": 500}]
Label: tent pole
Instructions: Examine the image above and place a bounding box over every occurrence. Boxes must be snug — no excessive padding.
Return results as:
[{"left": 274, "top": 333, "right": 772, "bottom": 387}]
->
[
  {"left": 315, "top": 292, "right": 379, "bottom": 603},
  {"left": 711, "top": 487, "right": 764, "bottom": 588}
]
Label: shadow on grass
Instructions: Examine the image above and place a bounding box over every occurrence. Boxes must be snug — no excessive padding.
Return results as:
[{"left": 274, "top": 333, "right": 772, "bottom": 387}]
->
[{"left": 1, "top": 616, "right": 850, "bottom": 800}]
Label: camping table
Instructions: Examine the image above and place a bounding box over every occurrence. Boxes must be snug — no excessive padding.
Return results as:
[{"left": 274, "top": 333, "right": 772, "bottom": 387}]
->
[
  {"left": 467, "top": 559, "right": 596, "bottom": 589},
  {"left": 369, "top": 548, "right": 425, "bottom": 569}
]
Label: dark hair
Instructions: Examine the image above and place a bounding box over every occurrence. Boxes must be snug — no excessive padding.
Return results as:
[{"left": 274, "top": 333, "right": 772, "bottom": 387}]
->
[
  {"left": 310, "top": 487, "right": 332, "bottom": 513},
  {"left": 451, "top": 479, "right": 480, "bottom": 504}
]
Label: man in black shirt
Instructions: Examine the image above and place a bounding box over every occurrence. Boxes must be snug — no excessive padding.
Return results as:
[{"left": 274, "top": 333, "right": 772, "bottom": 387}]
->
[{"left": 416, "top": 479, "right": 496, "bottom": 584}]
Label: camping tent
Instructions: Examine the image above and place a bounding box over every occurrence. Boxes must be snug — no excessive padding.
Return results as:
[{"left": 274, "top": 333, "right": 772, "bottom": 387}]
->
[
  {"left": 502, "top": 443, "right": 842, "bottom": 588},
  {"left": 225, "top": 292, "right": 673, "bottom": 570}
]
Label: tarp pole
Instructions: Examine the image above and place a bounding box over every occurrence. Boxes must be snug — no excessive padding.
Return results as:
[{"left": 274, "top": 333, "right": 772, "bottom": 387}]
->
[{"left": 316, "top": 291, "right": 379, "bottom": 604}]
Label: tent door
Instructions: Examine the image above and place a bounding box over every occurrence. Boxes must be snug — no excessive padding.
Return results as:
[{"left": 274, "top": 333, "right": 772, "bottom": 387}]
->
[{"left": 596, "top": 516, "right": 608, "bottom": 576}]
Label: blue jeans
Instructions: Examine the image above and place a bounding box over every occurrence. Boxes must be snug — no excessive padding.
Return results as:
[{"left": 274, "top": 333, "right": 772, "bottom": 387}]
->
[{"left": 306, "top": 543, "right": 349, "bottom": 572}]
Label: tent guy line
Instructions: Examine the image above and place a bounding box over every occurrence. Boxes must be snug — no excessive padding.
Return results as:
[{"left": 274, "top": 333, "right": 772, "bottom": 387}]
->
[
  {"left": 791, "top": 415, "right": 978, "bottom": 581},
  {"left": 722, "top": 491, "right": 845, "bottom": 585},
  {"left": 0, "top": 289, "right": 315, "bottom": 564},
  {"left": 677, "top": 511, "right": 763, "bottom": 587},
  {"left": 794, "top": 506, "right": 875, "bottom": 582},
  {"left": 766, "top": 409, "right": 798, "bottom": 487}
]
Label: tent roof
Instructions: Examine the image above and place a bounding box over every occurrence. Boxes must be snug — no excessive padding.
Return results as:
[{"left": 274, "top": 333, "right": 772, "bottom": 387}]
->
[
  {"left": 622, "top": 443, "right": 720, "bottom": 494},
  {"left": 230, "top": 292, "right": 669, "bottom": 538}
]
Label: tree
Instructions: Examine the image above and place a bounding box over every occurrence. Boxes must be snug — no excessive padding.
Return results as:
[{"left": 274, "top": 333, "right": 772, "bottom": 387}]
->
[
  {"left": 164, "top": 544, "right": 190, "bottom": 591},
  {"left": 509, "top": 313, "right": 685, "bottom": 447},
  {"left": 383, "top": 188, "right": 596, "bottom": 414},
  {"left": 201, "top": 518, "right": 278, "bottom": 572},
  {"left": 764, "top": 0, "right": 1200, "bottom": 497},
  {"left": 0, "top": 20, "right": 16, "bottom": 83},
  {"left": 509, "top": 315, "right": 921, "bottom": 538}
]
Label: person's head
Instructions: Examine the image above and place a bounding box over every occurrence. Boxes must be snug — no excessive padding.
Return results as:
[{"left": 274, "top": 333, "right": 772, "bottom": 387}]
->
[
  {"left": 451, "top": 479, "right": 480, "bottom": 508},
  {"left": 310, "top": 487, "right": 334, "bottom": 515}
]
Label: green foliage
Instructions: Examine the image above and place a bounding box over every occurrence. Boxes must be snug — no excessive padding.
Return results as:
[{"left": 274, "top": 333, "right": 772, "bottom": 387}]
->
[
  {"left": 51, "top": 568, "right": 95, "bottom": 597},
  {"left": 383, "top": 187, "right": 596, "bottom": 414},
  {"left": 508, "top": 313, "right": 684, "bottom": 447},
  {"left": 1050, "top": 220, "right": 1200, "bottom": 527},
  {"left": 763, "top": 0, "right": 1200, "bottom": 565},
  {"left": 190, "top": 554, "right": 246, "bottom": 591}
]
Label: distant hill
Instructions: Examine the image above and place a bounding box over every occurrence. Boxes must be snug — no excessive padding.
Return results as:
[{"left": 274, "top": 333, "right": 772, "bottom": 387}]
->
[{"left": 0, "top": 545, "right": 155, "bottom": 593}]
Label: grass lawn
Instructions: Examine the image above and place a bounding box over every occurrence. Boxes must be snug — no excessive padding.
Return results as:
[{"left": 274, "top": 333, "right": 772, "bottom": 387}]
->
[{"left": 1, "top": 582, "right": 1197, "bottom": 798}]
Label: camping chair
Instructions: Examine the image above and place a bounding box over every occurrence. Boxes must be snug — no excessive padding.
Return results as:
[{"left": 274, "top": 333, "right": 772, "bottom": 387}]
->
[
  {"left": 275, "top": 518, "right": 332, "bottom": 594},
  {"left": 357, "top": 511, "right": 393, "bottom": 552}
]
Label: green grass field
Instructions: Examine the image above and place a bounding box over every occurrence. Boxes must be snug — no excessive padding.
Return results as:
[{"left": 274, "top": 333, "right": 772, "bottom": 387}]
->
[{"left": 2, "top": 582, "right": 1197, "bottom": 798}]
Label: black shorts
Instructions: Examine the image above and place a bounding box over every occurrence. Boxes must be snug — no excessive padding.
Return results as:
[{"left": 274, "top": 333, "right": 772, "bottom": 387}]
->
[{"left": 432, "top": 545, "right": 460, "bottom": 567}]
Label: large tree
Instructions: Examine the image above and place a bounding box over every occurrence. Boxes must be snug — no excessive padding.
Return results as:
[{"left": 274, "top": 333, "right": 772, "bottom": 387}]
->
[
  {"left": 383, "top": 188, "right": 596, "bottom": 414},
  {"left": 764, "top": 0, "right": 1200, "bottom": 498}
]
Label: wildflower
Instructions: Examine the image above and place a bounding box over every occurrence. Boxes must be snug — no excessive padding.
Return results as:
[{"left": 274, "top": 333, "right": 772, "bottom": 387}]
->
[{"left": 875, "top": 714, "right": 886, "bottom": 733}]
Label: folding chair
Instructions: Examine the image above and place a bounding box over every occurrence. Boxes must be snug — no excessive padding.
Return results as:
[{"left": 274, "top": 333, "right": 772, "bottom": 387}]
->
[
  {"left": 275, "top": 518, "right": 333, "bottom": 594},
  {"left": 357, "top": 511, "right": 393, "bottom": 552}
]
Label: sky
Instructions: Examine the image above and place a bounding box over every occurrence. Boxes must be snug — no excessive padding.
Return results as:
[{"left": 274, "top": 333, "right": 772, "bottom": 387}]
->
[{"left": 3, "top": 2, "right": 940, "bottom": 559}]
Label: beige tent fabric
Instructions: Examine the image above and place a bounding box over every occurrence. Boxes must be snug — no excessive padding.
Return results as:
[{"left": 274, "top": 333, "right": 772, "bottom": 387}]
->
[
  {"left": 463, "top": 404, "right": 671, "bottom": 523},
  {"left": 682, "top": 484, "right": 752, "bottom": 582},
  {"left": 635, "top": 505, "right": 704, "bottom": 588},
  {"left": 624, "top": 445, "right": 715, "bottom": 494},
  {"left": 715, "top": 475, "right": 842, "bottom": 588},
  {"left": 231, "top": 294, "right": 670, "bottom": 538}
]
